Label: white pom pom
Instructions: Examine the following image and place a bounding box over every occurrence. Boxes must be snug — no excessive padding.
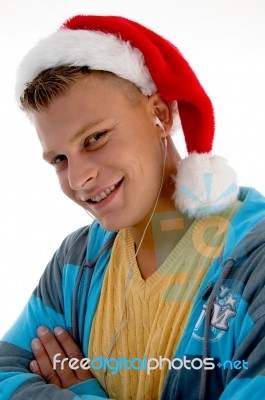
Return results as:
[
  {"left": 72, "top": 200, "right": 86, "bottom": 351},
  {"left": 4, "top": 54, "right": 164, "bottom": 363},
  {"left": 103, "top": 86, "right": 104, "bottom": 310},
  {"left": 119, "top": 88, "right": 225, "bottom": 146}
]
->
[{"left": 173, "top": 152, "right": 239, "bottom": 218}]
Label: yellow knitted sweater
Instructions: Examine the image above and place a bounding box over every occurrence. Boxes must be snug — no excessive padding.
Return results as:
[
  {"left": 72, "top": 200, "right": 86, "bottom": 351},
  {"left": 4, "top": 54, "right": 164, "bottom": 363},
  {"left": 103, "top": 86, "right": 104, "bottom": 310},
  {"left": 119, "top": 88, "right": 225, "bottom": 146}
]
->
[{"left": 88, "top": 202, "right": 241, "bottom": 400}]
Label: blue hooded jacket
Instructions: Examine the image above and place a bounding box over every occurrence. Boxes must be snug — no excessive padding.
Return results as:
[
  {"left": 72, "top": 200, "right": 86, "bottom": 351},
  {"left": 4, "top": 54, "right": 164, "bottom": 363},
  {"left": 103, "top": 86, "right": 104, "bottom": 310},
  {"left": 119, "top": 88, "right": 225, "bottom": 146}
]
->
[{"left": 0, "top": 187, "right": 265, "bottom": 399}]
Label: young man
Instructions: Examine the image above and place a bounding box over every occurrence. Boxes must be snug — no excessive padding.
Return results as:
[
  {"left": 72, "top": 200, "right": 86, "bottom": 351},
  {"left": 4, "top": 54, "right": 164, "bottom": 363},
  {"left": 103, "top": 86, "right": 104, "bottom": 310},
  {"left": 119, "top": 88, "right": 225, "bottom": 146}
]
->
[{"left": 0, "top": 15, "right": 265, "bottom": 400}]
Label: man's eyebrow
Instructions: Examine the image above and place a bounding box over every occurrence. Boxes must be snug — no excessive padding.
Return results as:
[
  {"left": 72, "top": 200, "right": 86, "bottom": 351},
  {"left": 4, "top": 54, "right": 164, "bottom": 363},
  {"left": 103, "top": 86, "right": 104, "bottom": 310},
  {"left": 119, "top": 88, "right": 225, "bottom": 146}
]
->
[
  {"left": 42, "top": 118, "right": 106, "bottom": 161},
  {"left": 69, "top": 118, "right": 106, "bottom": 144}
]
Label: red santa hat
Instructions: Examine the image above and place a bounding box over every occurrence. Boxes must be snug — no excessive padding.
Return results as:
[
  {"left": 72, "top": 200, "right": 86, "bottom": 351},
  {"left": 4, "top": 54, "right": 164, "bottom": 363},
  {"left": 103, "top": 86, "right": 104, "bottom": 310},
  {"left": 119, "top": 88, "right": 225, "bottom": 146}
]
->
[{"left": 16, "top": 15, "right": 239, "bottom": 218}]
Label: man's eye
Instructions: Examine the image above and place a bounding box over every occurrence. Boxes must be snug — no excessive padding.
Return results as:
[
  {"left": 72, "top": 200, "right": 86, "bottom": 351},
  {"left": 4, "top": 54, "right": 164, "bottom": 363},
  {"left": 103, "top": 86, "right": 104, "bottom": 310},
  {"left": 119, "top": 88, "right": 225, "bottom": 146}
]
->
[
  {"left": 51, "top": 155, "right": 67, "bottom": 165},
  {"left": 85, "top": 131, "right": 107, "bottom": 146}
]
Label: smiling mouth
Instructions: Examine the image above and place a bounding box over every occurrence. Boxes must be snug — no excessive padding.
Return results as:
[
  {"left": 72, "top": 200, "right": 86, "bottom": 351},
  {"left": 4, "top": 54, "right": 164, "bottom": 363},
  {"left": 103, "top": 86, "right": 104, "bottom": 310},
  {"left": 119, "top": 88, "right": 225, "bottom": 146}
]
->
[{"left": 88, "top": 178, "right": 124, "bottom": 204}]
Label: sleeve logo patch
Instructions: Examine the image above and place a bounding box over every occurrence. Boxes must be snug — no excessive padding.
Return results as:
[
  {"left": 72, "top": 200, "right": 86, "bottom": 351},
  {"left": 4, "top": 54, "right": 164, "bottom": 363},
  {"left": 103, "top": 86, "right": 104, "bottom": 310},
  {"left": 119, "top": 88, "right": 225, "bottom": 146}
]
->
[{"left": 192, "top": 285, "right": 239, "bottom": 342}]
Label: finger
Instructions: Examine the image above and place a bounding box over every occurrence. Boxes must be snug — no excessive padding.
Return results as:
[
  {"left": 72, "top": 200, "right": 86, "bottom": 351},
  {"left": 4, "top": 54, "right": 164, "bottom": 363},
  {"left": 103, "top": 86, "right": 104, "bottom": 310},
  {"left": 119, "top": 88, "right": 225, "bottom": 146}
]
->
[
  {"left": 54, "top": 326, "right": 93, "bottom": 381},
  {"left": 29, "top": 359, "right": 42, "bottom": 376},
  {"left": 37, "top": 326, "right": 87, "bottom": 388},
  {"left": 31, "top": 338, "right": 62, "bottom": 387}
]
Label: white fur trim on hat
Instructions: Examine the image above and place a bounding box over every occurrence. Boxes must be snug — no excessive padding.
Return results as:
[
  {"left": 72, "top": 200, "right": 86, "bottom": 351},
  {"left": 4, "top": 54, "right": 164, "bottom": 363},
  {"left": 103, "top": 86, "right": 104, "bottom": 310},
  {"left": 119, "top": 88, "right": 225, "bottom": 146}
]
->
[
  {"left": 173, "top": 153, "right": 239, "bottom": 218},
  {"left": 15, "top": 29, "right": 156, "bottom": 103}
]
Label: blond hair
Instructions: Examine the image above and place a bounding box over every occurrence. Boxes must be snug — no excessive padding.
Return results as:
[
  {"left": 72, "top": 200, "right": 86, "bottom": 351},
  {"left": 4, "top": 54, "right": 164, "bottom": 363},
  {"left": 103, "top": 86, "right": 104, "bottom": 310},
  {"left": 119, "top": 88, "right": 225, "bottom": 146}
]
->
[{"left": 20, "top": 66, "right": 143, "bottom": 113}]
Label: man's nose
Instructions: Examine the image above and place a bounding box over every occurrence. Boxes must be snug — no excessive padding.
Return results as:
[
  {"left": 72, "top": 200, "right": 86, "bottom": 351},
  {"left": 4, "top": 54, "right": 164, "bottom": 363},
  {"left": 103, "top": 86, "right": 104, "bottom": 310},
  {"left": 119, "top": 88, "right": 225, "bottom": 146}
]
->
[{"left": 67, "top": 156, "right": 98, "bottom": 190}]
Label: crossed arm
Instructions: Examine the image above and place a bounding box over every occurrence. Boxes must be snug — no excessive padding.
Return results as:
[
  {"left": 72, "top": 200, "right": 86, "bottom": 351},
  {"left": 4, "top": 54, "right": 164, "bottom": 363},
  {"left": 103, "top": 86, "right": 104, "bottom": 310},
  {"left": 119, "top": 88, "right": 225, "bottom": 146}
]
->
[{"left": 29, "top": 326, "right": 93, "bottom": 388}]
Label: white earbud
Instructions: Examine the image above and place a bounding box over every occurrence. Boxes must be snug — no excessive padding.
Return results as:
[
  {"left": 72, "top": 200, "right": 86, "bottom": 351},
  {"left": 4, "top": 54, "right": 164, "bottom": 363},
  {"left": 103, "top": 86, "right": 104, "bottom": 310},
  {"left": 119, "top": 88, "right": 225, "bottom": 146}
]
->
[
  {"left": 155, "top": 117, "right": 167, "bottom": 147},
  {"left": 155, "top": 117, "right": 164, "bottom": 130}
]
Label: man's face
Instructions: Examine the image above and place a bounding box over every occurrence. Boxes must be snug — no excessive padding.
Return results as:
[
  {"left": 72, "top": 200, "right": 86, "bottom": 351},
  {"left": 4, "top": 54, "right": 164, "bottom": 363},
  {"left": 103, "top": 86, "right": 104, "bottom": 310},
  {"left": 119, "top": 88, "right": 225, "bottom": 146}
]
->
[{"left": 34, "top": 75, "right": 167, "bottom": 231}]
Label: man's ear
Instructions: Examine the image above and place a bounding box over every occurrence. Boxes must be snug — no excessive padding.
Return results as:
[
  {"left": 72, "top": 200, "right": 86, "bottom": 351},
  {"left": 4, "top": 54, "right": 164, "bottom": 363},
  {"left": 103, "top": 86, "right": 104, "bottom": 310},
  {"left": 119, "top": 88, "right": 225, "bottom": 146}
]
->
[{"left": 148, "top": 93, "right": 173, "bottom": 136}]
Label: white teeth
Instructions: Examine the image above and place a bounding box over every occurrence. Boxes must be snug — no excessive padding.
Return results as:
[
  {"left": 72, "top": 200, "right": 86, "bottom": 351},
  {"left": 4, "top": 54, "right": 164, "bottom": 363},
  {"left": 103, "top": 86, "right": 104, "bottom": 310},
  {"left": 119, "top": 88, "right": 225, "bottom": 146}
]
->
[
  {"left": 100, "top": 192, "right": 107, "bottom": 199},
  {"left": 90, "top": 182, "right": 119, "bottom": 203}
]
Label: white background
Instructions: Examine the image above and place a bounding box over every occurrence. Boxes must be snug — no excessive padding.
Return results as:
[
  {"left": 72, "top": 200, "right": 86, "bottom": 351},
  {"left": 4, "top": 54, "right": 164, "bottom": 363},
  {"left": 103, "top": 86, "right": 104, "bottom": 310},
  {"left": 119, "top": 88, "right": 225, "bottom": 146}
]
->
[{"left": 0, "top": 0, "right": 265, "bottom": 337}]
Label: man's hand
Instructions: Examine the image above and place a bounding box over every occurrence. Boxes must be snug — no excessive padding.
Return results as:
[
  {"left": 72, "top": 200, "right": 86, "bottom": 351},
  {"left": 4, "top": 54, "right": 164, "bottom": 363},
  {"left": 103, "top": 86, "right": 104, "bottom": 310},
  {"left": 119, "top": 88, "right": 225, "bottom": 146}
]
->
[{"left": 30, "top": 326, "right": 93, "bottom": 388}]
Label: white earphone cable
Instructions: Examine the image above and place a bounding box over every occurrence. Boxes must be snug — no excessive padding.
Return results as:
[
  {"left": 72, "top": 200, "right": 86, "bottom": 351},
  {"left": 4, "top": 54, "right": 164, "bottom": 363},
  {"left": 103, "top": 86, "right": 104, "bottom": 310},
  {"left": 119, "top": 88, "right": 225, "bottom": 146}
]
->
[{"left": 85, "top": 122, "right": 168, "bottom": 394}]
